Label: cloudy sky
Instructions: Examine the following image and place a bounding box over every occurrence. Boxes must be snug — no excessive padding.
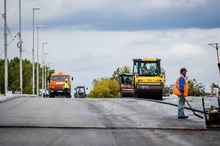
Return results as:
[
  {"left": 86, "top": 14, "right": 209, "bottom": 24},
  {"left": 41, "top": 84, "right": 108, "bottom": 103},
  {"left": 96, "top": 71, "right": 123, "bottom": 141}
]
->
[{"left": 1, "top": 0, "right": 220, "bottom": 92}]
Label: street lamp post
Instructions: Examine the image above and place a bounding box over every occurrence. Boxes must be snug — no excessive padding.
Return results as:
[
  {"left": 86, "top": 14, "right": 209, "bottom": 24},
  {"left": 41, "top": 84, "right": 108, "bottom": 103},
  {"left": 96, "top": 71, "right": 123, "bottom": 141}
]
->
[
  {"left": 44, "top": 53, "right": 49, "bottom": 90},
  {"left": 32, "top": 7, "right": 40, "bottom": 95},
  {"left": 4, "top": 0, "right": 8, "bottom": 95},
  {"left": 42, "top": 42, "right": 47, "bottom": 97},
  {"left": 36, "top": 25, "right": 43, "bottom": 96},
  {"left": 19, "top": 0, "right": 23, "bottom": 94},
  {"left": 209, "top": 43, "right": 220, "bottom": 75}
]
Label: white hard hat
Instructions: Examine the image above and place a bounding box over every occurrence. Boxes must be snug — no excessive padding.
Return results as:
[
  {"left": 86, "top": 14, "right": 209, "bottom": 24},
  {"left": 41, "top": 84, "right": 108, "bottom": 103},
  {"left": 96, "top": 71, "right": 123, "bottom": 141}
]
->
[{"left": 65, "top": 79, "right": 68, "bottom": 81}]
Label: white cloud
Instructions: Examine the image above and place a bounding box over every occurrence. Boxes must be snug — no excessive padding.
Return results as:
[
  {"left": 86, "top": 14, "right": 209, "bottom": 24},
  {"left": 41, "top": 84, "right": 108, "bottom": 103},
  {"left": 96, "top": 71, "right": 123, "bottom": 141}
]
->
[{"left": 168, "top": 43, "right": 206, "bottom": 58}]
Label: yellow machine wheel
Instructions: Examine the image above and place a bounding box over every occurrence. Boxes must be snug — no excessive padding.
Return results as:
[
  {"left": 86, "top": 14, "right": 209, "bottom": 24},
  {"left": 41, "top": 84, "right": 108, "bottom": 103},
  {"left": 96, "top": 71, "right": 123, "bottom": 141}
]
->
[{"left": 134, "top": 84, "right": 163, "bottom": 100}]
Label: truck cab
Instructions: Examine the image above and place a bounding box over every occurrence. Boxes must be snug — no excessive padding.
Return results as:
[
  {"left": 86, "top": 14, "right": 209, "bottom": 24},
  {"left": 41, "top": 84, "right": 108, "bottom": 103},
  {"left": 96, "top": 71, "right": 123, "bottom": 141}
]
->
[
  {"left": 74, "top": 86, "right": 87, "bottom": 98},
  {"left": 49, "top": 72, "right": 73, "bottom": 98}
]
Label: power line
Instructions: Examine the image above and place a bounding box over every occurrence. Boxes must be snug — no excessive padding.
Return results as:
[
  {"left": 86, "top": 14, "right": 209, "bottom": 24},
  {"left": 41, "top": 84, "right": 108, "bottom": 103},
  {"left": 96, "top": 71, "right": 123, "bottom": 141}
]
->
[
  {"left": 7, "top": 24, "right": 15, "bottom": 39},
  {"left": 0, "top": 17, "right": 3, "bottom": 22},
  {"left": 8, "top": 33, "right": 19, "bottom": 46},
  {"left": 23, "top": 50, "right": 26, "bottom": 59},
  {"left": 24, "top": 49, "right": 30, "bottom": 54},
  {"left": 0, "top": 13, "right": 4, "bottom": 21},
  {"left": 23, "top": 43, "right": 31, "bottom": 55},
  {"left": 6, "top": 24, "right": 19, "bottom": 46},
  {"left": 0, "top": 50, "right": 4, "bottom": 56}
]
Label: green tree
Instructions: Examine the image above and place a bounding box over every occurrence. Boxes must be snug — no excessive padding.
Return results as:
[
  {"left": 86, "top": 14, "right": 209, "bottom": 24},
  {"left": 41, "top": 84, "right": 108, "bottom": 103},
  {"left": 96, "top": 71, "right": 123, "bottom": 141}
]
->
[
  {"left": 161, "top": 67, "right": 166, "bottom": 83},
  {"left": 88, "top": 65, "right": 132, "bottom": 98},
  {"left": 0, "top": 57, "right": 55, "bottom": 94},
  {"left": 88, "top": 78, "right": 119, "bottom": 98},
  {"left": 92, "top": 77, "right": 108, "bottom": 86},
  {"left": 163, "top": 84, "right": 174, "bottom": 96},
  {"left": 188, "top": 78, "right": 206, "bottom": 96},
  {"left": 8, "top": 57, "right": 20, "bottom": 91},
  {"left": 111, "top": 65, "right": 132, "bottom": 82},
  {"left": 0, "top": 59, "right": 5, "bottom": 94},
  {"left": 22, "top": 59, "right": 32, "bottom": 94},
  {"left": 160, "top": 67, "right": 169, "bottom": 96}
]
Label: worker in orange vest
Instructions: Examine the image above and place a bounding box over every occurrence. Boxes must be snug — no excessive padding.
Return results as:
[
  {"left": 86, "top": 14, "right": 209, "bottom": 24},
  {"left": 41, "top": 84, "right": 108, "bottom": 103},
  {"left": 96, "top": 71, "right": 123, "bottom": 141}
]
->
[{"left": 173, "top": 68, "right": 189, "bottom": 119}]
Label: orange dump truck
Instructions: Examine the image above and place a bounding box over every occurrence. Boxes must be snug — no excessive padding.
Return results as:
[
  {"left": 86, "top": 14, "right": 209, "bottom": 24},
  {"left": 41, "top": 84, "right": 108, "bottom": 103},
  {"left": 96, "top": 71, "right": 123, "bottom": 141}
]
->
[{"left": 49, "top": 72, "right": 73, "bottom": 98}]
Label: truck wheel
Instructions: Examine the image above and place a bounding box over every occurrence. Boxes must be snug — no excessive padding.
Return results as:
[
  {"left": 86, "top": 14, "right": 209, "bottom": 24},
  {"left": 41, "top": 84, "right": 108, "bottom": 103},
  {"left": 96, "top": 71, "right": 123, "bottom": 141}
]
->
[{"left": 49, "top": 93, "right": 55, "bottom": 98}]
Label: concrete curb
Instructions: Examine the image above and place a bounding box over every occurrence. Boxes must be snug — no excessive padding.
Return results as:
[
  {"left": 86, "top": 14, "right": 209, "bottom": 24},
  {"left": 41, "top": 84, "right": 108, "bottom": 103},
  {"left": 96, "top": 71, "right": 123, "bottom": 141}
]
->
[{"left": 0, "top": 94, "right": 38, "bottom": 103}]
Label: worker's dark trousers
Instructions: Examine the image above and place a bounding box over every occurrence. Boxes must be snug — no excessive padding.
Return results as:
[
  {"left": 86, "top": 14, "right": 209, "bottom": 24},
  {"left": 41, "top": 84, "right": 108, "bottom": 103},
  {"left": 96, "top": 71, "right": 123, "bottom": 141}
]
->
[{"left": 64, "top": 88, "right": 68, "bottom": 97}]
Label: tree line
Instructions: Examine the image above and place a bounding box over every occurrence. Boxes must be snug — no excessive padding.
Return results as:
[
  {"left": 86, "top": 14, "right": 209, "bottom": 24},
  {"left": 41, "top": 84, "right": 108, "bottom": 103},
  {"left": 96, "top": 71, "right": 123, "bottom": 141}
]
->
[
  {"left": 88, "top": 66, "right": 206, "bottom": 98},
  {"left": 0, "top": 57, "right": 55, "bottom": 94},
  {"left": 88, "top": 66, "right": 131, "bottom": 98}
]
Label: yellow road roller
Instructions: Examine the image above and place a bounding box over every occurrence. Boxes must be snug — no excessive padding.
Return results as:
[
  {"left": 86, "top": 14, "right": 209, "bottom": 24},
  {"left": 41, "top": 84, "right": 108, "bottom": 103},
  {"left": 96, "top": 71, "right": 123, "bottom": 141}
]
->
[{"left": 133, "top": 58, "right": 164, "bottom": 100}]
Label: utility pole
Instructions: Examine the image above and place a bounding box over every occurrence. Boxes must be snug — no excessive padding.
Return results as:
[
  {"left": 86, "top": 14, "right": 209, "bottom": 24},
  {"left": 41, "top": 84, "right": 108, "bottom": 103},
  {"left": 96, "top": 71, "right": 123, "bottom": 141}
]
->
[
  {"left": 42, "top": 42, "right": 47, "bottom": 97},
  {"left": 4, "top": 0, "right": 8, "bottom": 96},
  {"left": 44, "top": 53, "right": 49, "bottom": 89},
  {"left": 36, "top": 25, "right": 43, "bottom": 96},
  {"left": 209, "top": 43, "right": 220, "bottom": 75},
  {"left": 32, "top": 8, "right": 40, "bottom": 95},
  {"left": 19, "top": 0, "right": 23, "bottom": 94}
]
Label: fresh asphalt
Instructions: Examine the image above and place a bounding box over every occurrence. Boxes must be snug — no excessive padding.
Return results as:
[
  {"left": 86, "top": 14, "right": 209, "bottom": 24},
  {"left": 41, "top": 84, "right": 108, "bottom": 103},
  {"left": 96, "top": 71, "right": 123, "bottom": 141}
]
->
[{"left": 0, "top": 96, "right": 219, "bottom": 146}]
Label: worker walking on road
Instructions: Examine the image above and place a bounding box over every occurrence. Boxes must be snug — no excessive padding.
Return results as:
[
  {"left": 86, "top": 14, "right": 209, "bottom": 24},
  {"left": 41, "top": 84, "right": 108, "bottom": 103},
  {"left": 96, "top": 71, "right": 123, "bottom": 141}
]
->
[
  {"left": 173, "top": 68, "right": 189, "bottom": 119},
  {"left": 63, "top": 79, "right": 69, "bottom": 98}
]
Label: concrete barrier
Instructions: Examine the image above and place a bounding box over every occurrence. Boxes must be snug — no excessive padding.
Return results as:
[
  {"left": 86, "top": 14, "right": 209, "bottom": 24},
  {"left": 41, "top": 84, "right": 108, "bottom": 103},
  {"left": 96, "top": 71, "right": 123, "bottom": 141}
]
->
[{"left": 0, "top": 94, "right": 39, "bottom": 103}]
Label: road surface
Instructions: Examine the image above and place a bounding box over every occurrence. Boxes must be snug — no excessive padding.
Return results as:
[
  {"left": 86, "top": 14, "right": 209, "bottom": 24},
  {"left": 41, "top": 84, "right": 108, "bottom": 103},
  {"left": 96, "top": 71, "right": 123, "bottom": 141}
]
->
[{"left": 0, "top": 96, "right": 219, "bottom": 146}]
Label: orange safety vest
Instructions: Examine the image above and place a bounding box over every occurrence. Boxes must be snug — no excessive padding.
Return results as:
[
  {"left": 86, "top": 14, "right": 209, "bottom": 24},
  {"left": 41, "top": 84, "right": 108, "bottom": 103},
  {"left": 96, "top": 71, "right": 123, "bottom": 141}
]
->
[{"left": 173, "top": 74, "right": 189, "bottom": 97}]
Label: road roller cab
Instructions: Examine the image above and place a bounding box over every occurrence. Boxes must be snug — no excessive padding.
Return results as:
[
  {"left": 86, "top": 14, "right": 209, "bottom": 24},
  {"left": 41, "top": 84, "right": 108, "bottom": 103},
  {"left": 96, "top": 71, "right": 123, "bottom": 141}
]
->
[
  {"left": 133, "top": 58, "right": 164, "bottom": 100},
  {"left": 119, "top": 74, "right": 134, "bottom": 97}
]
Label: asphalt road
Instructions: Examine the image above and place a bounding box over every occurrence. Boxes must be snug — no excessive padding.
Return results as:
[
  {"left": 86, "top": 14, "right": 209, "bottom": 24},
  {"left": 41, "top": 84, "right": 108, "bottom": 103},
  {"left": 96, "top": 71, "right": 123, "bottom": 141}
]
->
[{"left": 0, "top": 96, "right": 219, "bottom": 146}]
